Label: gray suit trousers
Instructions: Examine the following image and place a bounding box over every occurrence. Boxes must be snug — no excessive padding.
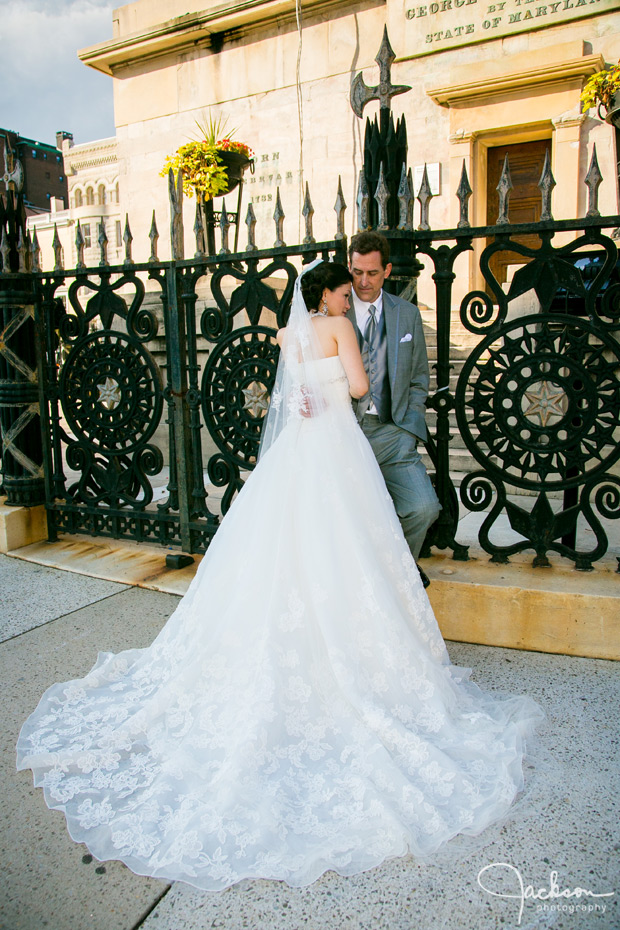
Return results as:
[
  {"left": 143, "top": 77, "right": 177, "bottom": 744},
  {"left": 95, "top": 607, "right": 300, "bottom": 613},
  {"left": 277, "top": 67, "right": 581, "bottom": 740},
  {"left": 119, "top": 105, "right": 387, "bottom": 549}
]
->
[{"left": 361, "top": 416, "right": 440, "bottom": 561}]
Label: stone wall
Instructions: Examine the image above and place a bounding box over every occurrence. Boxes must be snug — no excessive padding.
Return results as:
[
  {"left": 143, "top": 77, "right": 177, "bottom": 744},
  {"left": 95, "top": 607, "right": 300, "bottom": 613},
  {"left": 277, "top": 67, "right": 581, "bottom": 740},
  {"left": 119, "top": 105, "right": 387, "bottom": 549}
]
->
[{"left": 79, "top": 0, "right": 620, "bottom": 316}]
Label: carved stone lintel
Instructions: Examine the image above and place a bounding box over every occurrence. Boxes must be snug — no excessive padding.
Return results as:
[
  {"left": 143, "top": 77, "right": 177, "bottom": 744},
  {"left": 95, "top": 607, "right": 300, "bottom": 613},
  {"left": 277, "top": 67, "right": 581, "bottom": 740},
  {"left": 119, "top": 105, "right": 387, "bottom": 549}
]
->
[
  {"left": 551, "top": 113, "right": 587, "bottom": 130},
  {"left": 448, "top": 129, "right": 479, "bottom": 145}
]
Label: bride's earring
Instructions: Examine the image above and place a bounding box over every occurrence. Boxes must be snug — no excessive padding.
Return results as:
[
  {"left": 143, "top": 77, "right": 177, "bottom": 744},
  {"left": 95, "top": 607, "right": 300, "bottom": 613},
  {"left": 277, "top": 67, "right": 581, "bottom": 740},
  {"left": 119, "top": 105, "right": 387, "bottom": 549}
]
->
[{"left": 321, "top": 296, "right": 329, "bottom": 316}]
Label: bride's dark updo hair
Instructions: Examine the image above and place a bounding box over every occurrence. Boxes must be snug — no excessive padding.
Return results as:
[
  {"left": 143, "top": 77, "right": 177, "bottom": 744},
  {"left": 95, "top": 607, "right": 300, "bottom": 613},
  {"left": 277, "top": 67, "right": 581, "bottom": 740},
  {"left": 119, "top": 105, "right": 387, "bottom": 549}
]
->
[{"left": 300, "top": 262, "right": 352, "bottom": 313}]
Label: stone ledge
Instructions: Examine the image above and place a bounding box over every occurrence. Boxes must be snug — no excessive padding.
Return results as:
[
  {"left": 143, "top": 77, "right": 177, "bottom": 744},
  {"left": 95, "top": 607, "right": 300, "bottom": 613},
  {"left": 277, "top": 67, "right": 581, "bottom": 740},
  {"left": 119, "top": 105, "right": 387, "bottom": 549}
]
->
[
  {"left": 6, "top": 534, "right": 619, "bottom": 661},
  {"left": 426, "top": 551, "right": 620, "bottom": 662},
  {"left": 0, "top": 500, "right": 48, "bottom": 553},
  {"left": 6, "top": 536, "right": 200, "bottom": 596}
]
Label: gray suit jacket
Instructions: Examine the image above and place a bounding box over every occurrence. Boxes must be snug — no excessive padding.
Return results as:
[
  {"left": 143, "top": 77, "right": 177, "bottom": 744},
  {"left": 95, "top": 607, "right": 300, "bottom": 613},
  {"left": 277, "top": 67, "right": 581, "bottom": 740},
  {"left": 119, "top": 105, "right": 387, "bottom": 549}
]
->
[{"left": 347, "top": 290, "right": 429, "bottom": 441}]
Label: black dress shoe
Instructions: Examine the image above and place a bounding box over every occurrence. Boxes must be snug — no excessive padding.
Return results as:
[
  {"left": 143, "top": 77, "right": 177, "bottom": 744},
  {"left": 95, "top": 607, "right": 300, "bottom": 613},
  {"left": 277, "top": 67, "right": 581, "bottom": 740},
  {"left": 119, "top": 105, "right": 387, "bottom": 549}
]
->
[{"left": 416, "top": 563, "right": 431, "bottom": 589}]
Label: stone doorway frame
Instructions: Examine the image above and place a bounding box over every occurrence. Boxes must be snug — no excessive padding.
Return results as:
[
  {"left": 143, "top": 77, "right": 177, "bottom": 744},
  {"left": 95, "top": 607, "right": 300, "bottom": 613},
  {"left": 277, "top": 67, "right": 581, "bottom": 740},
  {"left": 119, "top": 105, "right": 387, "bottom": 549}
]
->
[{"left": 429, "top": 41, "right": 603, "bottom": 302}]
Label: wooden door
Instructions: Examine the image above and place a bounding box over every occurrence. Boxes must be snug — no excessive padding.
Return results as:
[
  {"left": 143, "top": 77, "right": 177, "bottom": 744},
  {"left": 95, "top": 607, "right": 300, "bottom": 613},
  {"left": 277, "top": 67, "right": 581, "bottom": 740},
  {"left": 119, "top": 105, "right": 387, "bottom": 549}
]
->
[{"left": 486, "top": 139, "right": 550, "bottom": 288}]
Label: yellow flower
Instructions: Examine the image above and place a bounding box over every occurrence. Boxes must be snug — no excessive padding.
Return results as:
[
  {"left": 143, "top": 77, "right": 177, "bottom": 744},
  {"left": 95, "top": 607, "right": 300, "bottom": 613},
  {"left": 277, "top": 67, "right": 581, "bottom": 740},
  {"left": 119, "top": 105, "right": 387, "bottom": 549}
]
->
[
  {"left": 580, "top": 63, "right": 620, "bottom": 113},
  {"left": 160, "top": 141, "right": 229, "bottom": 200}
]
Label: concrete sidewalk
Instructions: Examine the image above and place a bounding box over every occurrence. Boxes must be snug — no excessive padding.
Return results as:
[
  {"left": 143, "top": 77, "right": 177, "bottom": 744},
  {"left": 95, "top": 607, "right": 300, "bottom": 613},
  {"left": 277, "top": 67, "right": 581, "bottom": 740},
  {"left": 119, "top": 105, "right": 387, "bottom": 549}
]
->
[{"left": 1, "top": 552, "right": 619, "bottom": 930}]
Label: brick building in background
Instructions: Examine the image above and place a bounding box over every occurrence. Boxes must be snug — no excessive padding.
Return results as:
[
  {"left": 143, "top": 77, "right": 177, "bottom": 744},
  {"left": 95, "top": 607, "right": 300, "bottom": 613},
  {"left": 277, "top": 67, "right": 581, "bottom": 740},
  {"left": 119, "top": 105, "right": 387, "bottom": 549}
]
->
[{"left": 0, "top": 129, "right": 70, "bottom": 213}]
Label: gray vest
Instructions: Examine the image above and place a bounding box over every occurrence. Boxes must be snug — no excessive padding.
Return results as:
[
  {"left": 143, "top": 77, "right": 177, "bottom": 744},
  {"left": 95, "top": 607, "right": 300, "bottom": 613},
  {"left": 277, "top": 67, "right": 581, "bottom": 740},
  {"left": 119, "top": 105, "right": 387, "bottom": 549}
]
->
[{"left": 361, "top": 309, "right": 391, "bottom": 422}]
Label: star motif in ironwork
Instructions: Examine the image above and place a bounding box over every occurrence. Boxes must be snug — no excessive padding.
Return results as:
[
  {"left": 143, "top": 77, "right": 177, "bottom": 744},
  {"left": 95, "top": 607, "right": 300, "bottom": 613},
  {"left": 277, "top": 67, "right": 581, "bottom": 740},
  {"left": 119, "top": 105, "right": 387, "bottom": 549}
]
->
[
  {"left": 97, "top": 376, "right": 122, "bottom": 410},
  {"left": 522, "top": 380, "right": 567, "bottom": 427},
  {"left": 242, "top": 381, "right": 269, "bottom": 418}
]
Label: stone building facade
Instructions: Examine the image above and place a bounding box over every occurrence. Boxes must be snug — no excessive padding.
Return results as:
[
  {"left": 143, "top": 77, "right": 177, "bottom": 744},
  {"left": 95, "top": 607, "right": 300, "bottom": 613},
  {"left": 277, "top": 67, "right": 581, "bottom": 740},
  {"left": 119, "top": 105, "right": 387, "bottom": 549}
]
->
[
  {"left": 27, "top": 136, "right": 122, "bottom": 271},
  {"left": 77, "top": 0, "right": 618, "bottom": 309}
]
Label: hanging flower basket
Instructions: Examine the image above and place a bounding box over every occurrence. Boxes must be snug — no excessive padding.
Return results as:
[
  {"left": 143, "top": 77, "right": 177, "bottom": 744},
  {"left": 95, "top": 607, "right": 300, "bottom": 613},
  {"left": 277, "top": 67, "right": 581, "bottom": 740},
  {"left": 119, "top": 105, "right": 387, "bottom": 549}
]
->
[
  {"left": 161, "top": 116, "right": 254, "bottom": 201},
  {"left": 216, "top": 148, "right": 253, "bottom": 197},
  {"left": 581, "top": 62, "right": 620, "bottom": 127},
  {"left": 602, "top": 90, "right": 620, "bottom": 128}
]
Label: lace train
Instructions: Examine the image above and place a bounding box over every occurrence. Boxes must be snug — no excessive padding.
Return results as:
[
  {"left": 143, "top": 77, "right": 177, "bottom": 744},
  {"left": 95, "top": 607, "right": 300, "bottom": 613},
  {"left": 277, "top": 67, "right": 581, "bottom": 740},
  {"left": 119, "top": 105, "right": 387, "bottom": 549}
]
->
[{"left": 17, "top": 357, "right": 543, "bottom": 890}]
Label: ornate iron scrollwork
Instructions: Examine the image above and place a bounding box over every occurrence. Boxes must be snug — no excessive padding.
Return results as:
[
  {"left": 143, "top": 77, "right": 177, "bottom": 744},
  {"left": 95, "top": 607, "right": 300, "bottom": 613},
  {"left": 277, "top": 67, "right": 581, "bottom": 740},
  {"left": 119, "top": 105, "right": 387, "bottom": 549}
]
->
[
  {"left": 61, "top": 332, "right": 163, "bottom": 453},
  {"left": 456, "top": 314, "right": 620, "bottom": 566},
  {"left": 59, "top": 330, "right": 164, "bottom": 508},
  {"left": 201, "top": 327, "right": 279, "bottom": 508},
  {"left": 204, "top": 258, "right": 297, "bottom": 338},
  {"left": 457, "top": 315, "right": 620, "bottom": 490}
]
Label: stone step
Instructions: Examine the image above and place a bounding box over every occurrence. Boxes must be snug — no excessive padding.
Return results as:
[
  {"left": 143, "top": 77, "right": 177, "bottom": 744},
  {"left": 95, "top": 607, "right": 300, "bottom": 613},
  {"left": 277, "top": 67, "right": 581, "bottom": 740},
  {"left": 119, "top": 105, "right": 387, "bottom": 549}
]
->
[
  {"left": 419, "top": 308, "right": 482, "bottom": 347},
  {"left": 425, "top": 425, "right": 478, "bottom": 450},
  {"left": 425, "top": 343, "right": 473, "bottom": 362},
  {"left": 8, "top": 532, "right": 619, "bottom": 660},
  {"left": 421, "top": 329, "right": 481, "bottom": 350},
  {"left": 439, "top": 470, "right": 565, "bottom": 500},
  {"left": 421, "top": 447, "right": 476, "bottom": 475},
  {"left": 428, "top": 373, "right": 469, "bottom": 394},
  {"left": 426, "top": 411, "right": 473, "bottom": 434}
]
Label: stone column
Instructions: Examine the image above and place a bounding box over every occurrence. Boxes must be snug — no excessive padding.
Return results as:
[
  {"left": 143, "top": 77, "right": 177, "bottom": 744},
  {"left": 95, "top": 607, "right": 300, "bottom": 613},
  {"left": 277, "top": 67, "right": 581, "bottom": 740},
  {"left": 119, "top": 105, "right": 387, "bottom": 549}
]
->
[{"left": 551, "top": 113, "right": 587, "bottom": 221}]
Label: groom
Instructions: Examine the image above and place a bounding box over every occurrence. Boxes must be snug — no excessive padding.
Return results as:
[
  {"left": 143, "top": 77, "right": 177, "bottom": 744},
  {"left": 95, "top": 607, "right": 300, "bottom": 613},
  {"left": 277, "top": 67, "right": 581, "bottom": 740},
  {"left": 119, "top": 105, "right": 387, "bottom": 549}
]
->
[{"left": 347, "top": 231, "right": 440, "bottom": 587}]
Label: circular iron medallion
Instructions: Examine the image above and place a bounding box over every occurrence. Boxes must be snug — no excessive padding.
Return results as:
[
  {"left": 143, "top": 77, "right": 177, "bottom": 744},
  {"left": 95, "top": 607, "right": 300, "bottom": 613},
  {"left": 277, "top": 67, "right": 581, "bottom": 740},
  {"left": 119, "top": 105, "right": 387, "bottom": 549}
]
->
[
  {"left": 456, "top": 315, "right": 620, "bottom": 490},
  {"left": 60, "top": 331, "right": 163, "bottom": 453},
  {"left": 201, "top": 326, "right": 279, "bottom": 468}
]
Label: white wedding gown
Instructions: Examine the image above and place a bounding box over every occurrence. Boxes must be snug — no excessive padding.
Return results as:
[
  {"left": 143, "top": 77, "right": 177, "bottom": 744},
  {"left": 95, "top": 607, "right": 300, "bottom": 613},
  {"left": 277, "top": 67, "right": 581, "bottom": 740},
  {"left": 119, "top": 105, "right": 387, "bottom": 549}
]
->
[{"left": 17, "top": 355, "right": 542, "bottom": 890}]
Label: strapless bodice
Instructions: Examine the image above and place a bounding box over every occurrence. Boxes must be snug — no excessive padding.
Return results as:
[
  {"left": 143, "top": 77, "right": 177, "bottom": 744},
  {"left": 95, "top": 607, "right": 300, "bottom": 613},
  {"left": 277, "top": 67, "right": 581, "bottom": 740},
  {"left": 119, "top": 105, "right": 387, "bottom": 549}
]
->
[{"left": 305, "top": 355, "right": 351, "bottom": 405}]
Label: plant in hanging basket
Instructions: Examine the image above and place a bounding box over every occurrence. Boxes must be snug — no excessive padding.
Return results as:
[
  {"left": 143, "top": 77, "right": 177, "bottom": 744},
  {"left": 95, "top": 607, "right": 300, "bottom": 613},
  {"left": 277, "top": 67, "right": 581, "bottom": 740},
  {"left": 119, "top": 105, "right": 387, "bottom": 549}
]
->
[
  {"left": 161, "top": 114, "right": 254, "bottom": 201},
  {"left": 581, "top": 61, "right": 620, "bottom": 122}
]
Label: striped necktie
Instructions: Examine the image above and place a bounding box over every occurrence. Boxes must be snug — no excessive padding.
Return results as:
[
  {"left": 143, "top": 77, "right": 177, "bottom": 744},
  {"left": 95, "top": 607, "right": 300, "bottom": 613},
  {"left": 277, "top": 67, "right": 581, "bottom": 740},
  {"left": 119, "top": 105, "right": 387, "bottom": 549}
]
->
[{"left": 363, "top": 304, "right": 377, "bottom": 346}]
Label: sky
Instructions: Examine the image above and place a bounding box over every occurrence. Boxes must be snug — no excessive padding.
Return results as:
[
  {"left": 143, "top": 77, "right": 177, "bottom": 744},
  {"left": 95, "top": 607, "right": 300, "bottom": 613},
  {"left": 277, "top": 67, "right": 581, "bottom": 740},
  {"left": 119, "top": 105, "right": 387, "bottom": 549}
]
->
[{"left": 1, "top": 0, "right": 116, "bottom": 147}]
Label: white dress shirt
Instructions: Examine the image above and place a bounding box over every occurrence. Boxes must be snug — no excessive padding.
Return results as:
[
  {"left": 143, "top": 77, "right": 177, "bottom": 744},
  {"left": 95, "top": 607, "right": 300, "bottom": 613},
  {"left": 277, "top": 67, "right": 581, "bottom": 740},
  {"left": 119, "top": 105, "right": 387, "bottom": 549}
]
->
[
  {"left": 352, "top": 290, "right": 384, "bottom": 338},
  {"left": 352, "top": 290, "right": 384, "bottom": 415}
]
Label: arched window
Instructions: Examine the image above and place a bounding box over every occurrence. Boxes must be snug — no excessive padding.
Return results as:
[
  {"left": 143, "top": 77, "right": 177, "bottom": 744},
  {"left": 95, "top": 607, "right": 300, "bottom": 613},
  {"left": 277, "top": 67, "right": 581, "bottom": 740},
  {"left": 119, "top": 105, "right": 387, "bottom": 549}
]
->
[
  {"left": 74, "top": 189, "right": 83, "bottom": 208},
  {"left": 98, "top": 184, "right": 106, "bottom": 205},
  {"left": 86, "top": 187, "right": 94, "bottom": 205}
]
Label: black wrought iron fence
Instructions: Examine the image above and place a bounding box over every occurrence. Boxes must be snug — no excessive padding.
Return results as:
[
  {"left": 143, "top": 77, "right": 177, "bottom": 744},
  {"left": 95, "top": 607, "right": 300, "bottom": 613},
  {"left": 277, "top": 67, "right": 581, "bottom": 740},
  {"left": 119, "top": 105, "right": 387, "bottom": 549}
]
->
[
  {"left": 1, "top": 136, "right": 619, "bottom": 571},
  {"left": 411, "top": 152, "right": 620, "bottom": 571},
  {"left": 0, "top": 177, "right": 349, "bottom": 553}
]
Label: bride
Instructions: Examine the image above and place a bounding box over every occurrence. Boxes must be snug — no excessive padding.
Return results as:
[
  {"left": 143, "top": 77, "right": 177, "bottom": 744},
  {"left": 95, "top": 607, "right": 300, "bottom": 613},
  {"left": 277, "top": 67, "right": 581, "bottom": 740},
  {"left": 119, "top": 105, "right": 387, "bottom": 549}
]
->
[{"left": 17, "top": 259, "right": 543, "bottom": 890}]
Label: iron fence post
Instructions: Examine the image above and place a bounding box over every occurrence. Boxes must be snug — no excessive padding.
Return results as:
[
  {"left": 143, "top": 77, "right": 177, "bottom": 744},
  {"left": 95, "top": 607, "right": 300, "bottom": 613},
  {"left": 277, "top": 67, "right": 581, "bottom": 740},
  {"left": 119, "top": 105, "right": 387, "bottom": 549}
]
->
[
  {"left": 0, "top": 274, "right": 45, "bottom": 507},
  {"left": 165, "top": 262, "right": 195, "bottom": 551}
]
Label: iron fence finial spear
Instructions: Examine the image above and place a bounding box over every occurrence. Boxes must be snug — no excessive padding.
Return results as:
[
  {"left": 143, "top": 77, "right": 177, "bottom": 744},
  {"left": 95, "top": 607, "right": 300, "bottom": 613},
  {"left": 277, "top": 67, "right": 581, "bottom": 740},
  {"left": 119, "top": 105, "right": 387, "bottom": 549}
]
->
[
  {"left": 1, "top": 139, "right": 24, "bottom": 193},
  {"left": 350, "top": 26, "right": 411, "bottom": 119}
]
